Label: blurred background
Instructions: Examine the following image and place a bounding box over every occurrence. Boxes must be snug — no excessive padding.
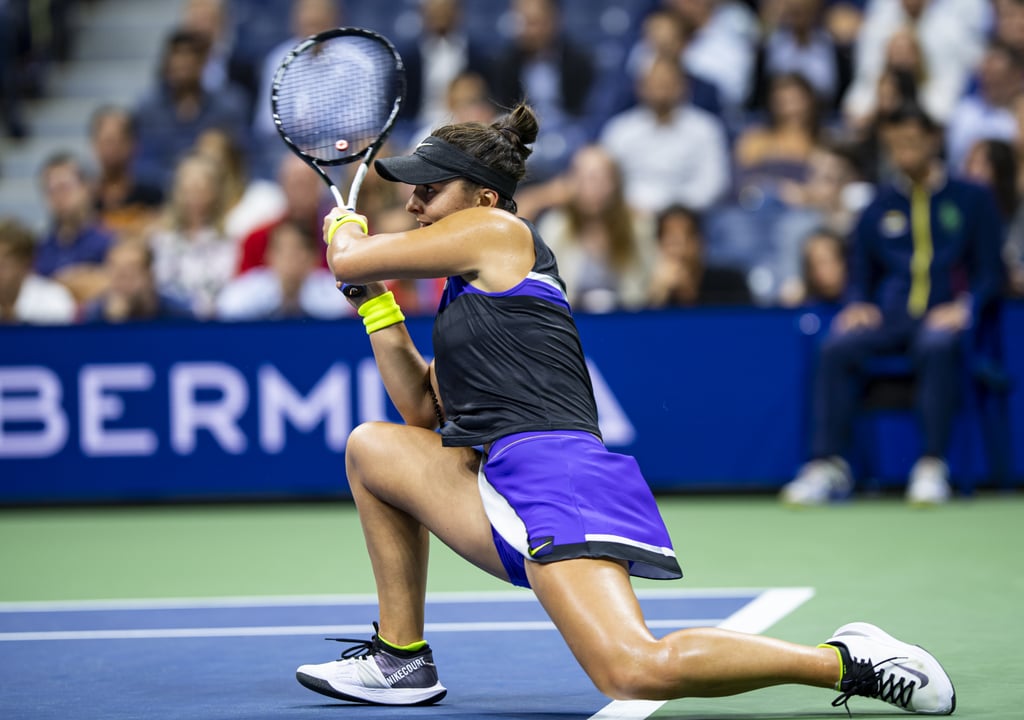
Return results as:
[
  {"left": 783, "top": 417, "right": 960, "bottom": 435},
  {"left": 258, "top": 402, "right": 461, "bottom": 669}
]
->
[{"left": 0, "top": 0, "right": 1021, "bottom": 504}]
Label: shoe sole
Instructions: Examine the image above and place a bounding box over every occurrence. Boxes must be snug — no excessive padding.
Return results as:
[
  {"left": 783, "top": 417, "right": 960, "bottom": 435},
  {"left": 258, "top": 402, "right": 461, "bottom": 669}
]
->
[
  {"left": 296, "top": 671, "right": 447, "bottom": 706},
  {"left": 830, "top": 622, "right": 956, "bottom": 715}
]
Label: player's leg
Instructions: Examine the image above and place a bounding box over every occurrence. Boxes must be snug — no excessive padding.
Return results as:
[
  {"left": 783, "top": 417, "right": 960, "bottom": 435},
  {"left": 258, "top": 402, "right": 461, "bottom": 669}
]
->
[
  {"left": 525, "top": 557, "right": 838, "bottom": 700},
  {"left": 343, "top": 420, "right": 507, "bottom": 644}
]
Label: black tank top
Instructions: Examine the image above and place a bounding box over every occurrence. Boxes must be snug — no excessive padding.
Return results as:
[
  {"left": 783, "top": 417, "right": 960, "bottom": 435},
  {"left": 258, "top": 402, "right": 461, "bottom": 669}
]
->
[{"left": 432, "top": 219, "right": 601, "bottom": 447}]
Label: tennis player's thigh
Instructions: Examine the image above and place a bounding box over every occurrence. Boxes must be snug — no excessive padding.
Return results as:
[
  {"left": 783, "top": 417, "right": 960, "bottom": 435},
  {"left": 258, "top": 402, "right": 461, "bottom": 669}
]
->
[{"left": 345, "top": 421, "right": 505, "bottom": 578}]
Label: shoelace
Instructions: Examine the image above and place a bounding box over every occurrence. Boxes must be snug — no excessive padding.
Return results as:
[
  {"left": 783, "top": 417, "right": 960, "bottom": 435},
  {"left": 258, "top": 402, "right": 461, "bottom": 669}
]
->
[
  {"left": 831, "top": 654, "right": 916, "bottom": 716},
  {"left": 325, "top": 622, "right": 382, "bottom": 661}
]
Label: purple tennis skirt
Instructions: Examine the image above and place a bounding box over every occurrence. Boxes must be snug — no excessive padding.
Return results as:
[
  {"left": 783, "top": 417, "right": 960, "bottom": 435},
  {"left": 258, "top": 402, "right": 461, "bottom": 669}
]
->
[{"left": 479, "top": 430, "right": 682, "bottom": 588}]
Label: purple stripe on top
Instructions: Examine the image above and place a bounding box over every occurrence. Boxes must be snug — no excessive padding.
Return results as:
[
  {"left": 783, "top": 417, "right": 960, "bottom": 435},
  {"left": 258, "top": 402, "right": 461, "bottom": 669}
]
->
[{"left": 439, "top": 275, "right": 570, "bottom": 312}]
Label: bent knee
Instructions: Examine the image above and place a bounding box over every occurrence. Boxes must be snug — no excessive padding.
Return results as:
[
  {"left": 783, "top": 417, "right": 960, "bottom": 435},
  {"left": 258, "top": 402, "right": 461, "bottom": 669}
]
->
[
  {"left": 344, "top": 422, "right": 399, "bottom": 478},
  {"left": 585, "top": 643, "right": 672, "bottom": 701}
]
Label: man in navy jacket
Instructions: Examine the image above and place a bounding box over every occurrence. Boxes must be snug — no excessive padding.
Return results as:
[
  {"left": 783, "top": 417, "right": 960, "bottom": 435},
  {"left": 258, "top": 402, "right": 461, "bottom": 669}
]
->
[{"left": 782, "top": 102, "right": 1005, "bottom": 505}]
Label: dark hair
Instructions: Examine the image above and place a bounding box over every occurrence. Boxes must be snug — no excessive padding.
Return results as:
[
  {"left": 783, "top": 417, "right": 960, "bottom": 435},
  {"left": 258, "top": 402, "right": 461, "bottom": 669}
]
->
[
  {"left": 0, "top": 217, "right": 38, "bottom": 262},
  {"left": 971, "top": 139, "right": 1020, "bottom": 218},
  {"left": 39, "top": 151, "right": 87, "bottom": 184},
  {"left": 880, "top": 100, "right": 939, "bottom": 133},
  {"left": 433, "top": 103, "right": 539, "bottom": 211},
  {"left": 89, "top": 105, "right": 137, "bottom": 140},
  {"left": 656, "top": 204, "right": 702, "bottom": 241},
  {"left": 767, "top": 72, "right": 822, "bottom": 136},
  {"left": 800, "top": 227, "right": 847, "bottom": 301}
]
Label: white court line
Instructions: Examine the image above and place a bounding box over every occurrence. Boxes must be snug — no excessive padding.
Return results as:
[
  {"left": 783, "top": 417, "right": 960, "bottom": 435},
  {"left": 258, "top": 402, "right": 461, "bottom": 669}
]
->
[
  {"left": 587, "top": 587, "right": 816, "bottom": 720},
  {"left": 0, "top": 618, "right": 722, "bottom": 643},
  {"left": 0, "top": 587, "right": 770, "bottom": 613}
]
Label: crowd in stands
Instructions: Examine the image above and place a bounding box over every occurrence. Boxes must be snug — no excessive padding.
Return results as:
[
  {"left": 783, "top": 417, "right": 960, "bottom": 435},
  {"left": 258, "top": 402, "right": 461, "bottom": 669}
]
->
[{"left": 3, "top": 0, "right": 1024, "bottom": 327}]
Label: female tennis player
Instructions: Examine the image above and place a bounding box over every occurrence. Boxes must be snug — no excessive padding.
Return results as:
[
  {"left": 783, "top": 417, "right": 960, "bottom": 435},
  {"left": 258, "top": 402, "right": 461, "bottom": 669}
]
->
[{"left": 295, "top": 104, "right": 956, "bottom": 715}]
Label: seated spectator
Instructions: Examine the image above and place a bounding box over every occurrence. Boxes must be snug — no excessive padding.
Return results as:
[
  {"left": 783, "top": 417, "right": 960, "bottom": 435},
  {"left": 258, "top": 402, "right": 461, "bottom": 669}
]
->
[
  {"left": 133, "top": 27, "right": 249, "bottom": 190},
  {"left": 406, "top": 70, "right": 498, "bottom": 150},
  {"left": 89, "top": 105, "right": 165, "bottom": 237},
  {"left": 237, "top": 153, "right": 330, "bottom": 274},
  {"left": 35, "top": 152, "right": 116, "bottom": 304},
  {"left": 778, "top": 227, "right": 849, "bottom": 307},
  {"left": 81, "top": 239, "right": 193, "bottom": 323},
  {"left": 748, "top": 0, "right": 852, "bottom": 115},
  {"left": 216, "top": 220, "right": 350, "bottom": 321},
  {"left": 781, "top": 102, "right": 1005, "bottom": 507},
  {"left": 148, "top": 153, "right": 236, "bottom": 319},
  {"left": 600, "top": 53, "right": 730, "bottom": 214},
  {"left": 535, "top": 145, "right": 656, "bottom": 313},
  {"left": 845, "top": 64, "right": 919, "bottom": 184},
  {"left": 623, "top": 8, "right": 723, "bottom": 118},
  {"left": 0, "top": 217, "right": 76, "bottom": 324},
  {"left": 945, "top": 40, "right": 1023, "bottom": 172},
  {"left": 841, "top": 0, "right": 986, "bottom": 128},
  {"left": 396, "top": 0, "right": 492, "bottom": 139},
  {"left": 734, "top": 72, "right": 824, "bottom": 198},
  {"left": 252, "top": 0, "right": 343, "bottom": 175},
  {"left": 961, "top": 138, "right": 1024, "bottom": 297},
  {"left": 667, "top": 0, "right": 759, "bottom": 127},
  {"left": 192, "top": 127, "right": 286, "bottom": 244},
  {"left": 648, "top": 204, "right": 752, "bottom": 308},
  {"left": 488, "top": 0, "right": 596, "bottom": 181},
  {"left": 179, "top": 0, "right": 260, "bottom": 118}
]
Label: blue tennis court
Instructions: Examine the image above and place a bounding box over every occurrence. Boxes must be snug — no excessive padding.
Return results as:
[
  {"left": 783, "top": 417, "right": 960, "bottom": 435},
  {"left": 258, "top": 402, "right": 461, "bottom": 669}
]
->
[{"left": 0, "top": 588, "right": 812, "bottom": 719}]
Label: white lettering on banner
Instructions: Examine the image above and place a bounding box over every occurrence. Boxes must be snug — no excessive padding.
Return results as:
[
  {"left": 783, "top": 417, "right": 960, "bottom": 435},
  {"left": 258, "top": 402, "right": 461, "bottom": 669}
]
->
[
  {"left": 357, "top": 358, "right": 388, "bottom": 422},
  {"left": 0, "top": 367, "right": 68, "bottom": 458},
  {"left": 586, "top": 359, "right": 636, "bottom": 446},
  {"left": 259, "top": 364, "right": 350, "bottom": 453},
  {"left": 170, "top": 363, "right": 248, "bottom": 455},
  {"left": 80, "top": 364, "right": 158, "bottom": 457}
]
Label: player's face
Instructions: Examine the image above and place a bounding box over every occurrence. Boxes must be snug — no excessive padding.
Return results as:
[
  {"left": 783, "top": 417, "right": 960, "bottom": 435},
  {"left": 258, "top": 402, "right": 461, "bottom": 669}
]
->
[{"left": 405, "top": 179, "right": 478, "bottom": 227}]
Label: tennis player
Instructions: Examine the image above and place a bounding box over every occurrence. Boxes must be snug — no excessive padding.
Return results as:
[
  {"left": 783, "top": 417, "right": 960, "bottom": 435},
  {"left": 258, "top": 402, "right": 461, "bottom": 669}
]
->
[{"left": 295, "top": 104, "right": 956, "bottom": 715}]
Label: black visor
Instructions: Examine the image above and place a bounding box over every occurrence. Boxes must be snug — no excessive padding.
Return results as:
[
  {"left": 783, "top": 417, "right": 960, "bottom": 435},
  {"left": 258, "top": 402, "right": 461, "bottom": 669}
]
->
[{"left": 374, "top": 137, "right": 518, "bottom": 200}]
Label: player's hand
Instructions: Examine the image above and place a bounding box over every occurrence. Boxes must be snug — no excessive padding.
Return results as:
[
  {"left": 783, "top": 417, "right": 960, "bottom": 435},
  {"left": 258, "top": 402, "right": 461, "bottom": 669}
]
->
[
  {"left": 322, "top": 209, "right": 369, "bottom": 246},
  {"left": 834, "top": 302, "right": 882, "bottom": 333},
  {"left": 338, "top": 280, "right": 389, "bottom": 309}
]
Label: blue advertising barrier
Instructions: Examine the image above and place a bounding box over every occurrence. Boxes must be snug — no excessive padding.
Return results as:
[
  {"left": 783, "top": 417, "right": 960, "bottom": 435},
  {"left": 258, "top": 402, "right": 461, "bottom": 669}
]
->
[{"left": 1, "top": 304, "right": 1021, "bottom": 504}]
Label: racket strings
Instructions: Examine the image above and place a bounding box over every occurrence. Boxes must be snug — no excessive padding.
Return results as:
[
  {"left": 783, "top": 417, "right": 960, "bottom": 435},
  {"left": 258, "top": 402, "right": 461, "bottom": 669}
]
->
[{"left": 274, "top": 35, "right": 402, "bottom": 163}]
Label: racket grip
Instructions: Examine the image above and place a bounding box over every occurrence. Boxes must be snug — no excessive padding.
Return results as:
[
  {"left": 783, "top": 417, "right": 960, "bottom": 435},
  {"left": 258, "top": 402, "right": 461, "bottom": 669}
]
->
[{"left": 341, "top": 284, "right": 366, "bottom": 298}]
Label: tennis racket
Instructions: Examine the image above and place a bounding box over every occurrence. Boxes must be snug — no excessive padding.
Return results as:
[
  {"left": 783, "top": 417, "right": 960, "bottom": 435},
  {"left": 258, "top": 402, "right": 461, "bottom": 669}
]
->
[{"left": 271, "top": 27, "right": 406, "bottom": 297}]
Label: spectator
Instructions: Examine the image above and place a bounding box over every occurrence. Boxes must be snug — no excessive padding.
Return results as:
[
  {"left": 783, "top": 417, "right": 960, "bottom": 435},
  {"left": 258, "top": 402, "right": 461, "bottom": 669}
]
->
[
  {"left": 237, "top": 153, "right": 329, "bottom": 274},
  {"left": 488, "top": 0, "right": 596, "bottom": 181},
  {"left": 841, "top": 0, "right": 987, "bottom": 127},
  {"left": 216, "top": 219, "right": 349, "bottom": 321},
  {"left": 734, "top": 72, "right": 824, "bottom": 195},
  {"left": 397, "top": 0, "right": 491, "bottom": 137},
  {"left": 667, "top": 0, "right": 759, "bottom": 127},
  {"left": 80, "top": 239, "right": 193, "bottom": 323},
  {"left": 535, "top": 145, "right": 656, "bottom": 313},
  {"left": 846, "top": 64, "right": 919, "bottom": 183},
  {"left": 623, "top": 8, "right": 723, "bottom": 118},
  {"left": 945, "top": 40, "right": 1023, "bottom": 172},
  {"left": 599, "top": 53, "right": 730, "bottom": 214},
  {"left": 778, "top": 140, "right": 873, "bottom": 239},
  {"left": 192, "top": 127, "right": 286, "bottom": 244},
  {"left": 133, "top": 27, "right": 249, "bottom": 190},
  {"left": 406, "top": 70, "right": 498, "bottom": 150},
  {"left": 648, "top": 204, "right": 752, "bottom": 307},
  {"left": 148, "top": 152, "right": 236, "bottom": 319},
  {"left": 89, "top": 105, "right": 165, "bottom": 237},
  {"left": 179, "top": 0, "right": 260, "bottom": 118},
  {"left": 748, "top": 0, "right": 853, "bottom": 115},
  {"left": 961, "top": 138, "right": 1024, "bottom": 296},
  {"left": 779, "top": 227, "right": 849, "bottom": 307},
  {"left": 781, "top": 103, "right": 1005, "bottom": 506},
  {"left": 0, "top": 217, "right": 76, "bottom": 324},
  {"left": 35, "top": 152, "right": 116, "bottom": 304},
  {"left": 252, "top": 0, "right": 342, "bottom": 173}
]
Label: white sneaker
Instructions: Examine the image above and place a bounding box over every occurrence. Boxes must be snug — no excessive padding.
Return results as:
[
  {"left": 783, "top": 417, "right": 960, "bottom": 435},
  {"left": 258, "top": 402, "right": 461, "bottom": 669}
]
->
[
  {"left": 906, "top": 458, "right": 952, "bottom": 506},
  {"left": 780, "top": 457, "right": 852, "bottom": 506},
  {"left": 296, "top": 624, "right": 447, "bottom": 705},
  {"left": 820, "top": 622, "right": 955, "bottom": 715}
]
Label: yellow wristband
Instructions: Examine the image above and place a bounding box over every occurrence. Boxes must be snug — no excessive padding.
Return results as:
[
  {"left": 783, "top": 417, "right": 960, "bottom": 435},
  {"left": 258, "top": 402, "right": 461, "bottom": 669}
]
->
[
  {"left": 326, "top": 214, "right": 369, "bottom": 245},
  {"left": 357, "top": 291, "right": 405, "bottom": 334}
]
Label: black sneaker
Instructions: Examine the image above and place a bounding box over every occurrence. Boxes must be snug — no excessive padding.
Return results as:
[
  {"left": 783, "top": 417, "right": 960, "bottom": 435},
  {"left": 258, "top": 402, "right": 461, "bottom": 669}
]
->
[
  {"left": 296, "top": 623, "right": 447, "bottom": 705},
  {"left": 821, "top": 622, "right": 955, "bottom": 715}
]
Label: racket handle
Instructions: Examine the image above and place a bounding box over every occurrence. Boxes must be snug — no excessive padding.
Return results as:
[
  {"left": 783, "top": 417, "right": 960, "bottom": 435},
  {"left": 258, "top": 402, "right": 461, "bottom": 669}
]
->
[{"left": 341, "top": 284, "right": 366, "bottom": 298}]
